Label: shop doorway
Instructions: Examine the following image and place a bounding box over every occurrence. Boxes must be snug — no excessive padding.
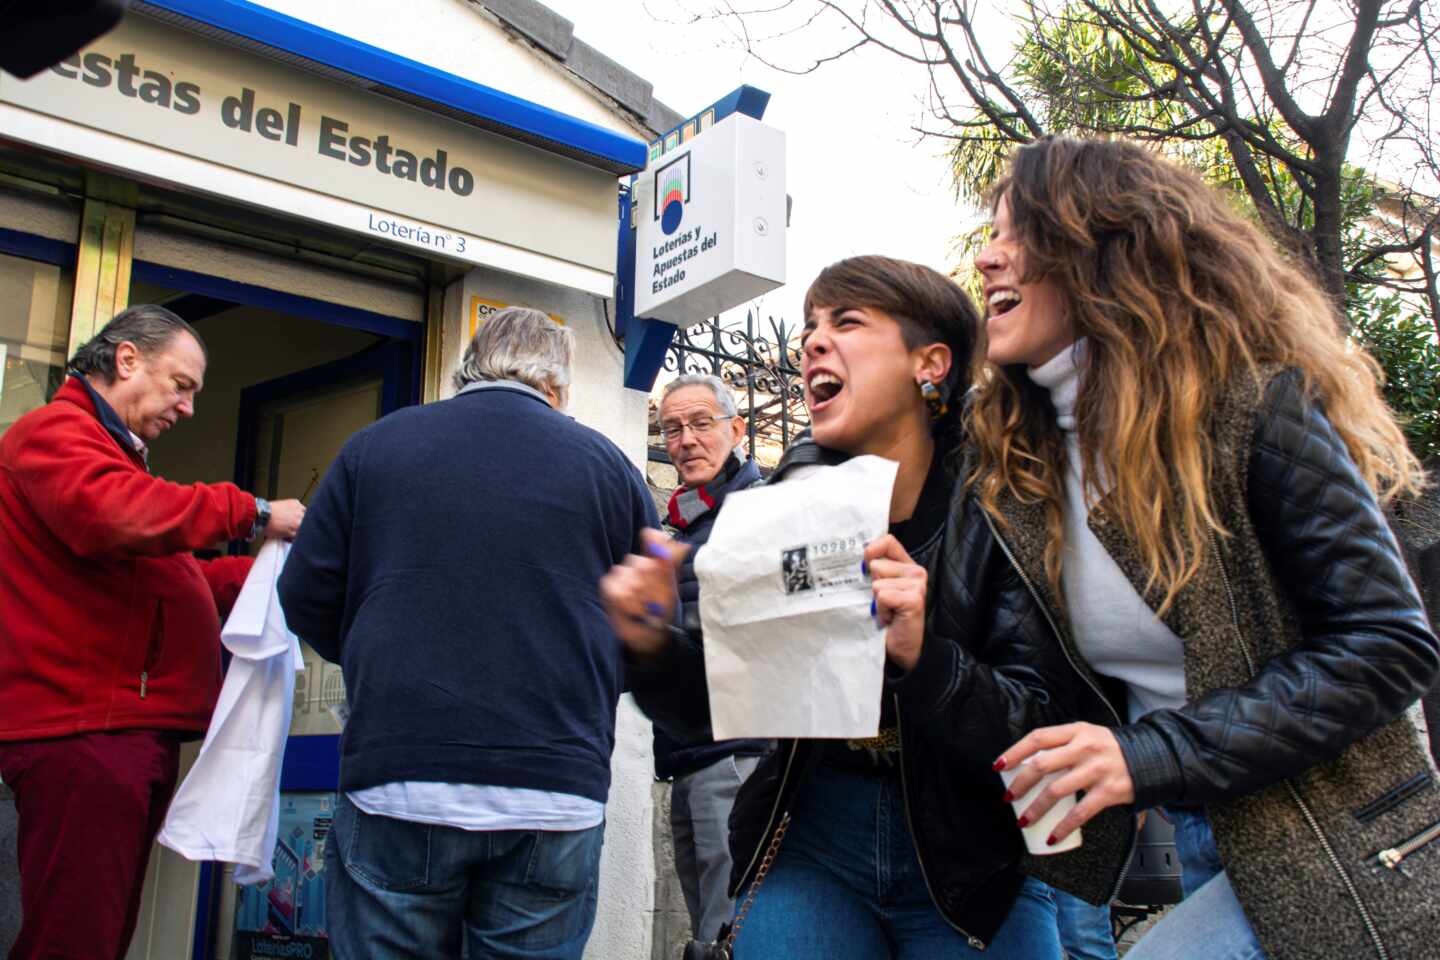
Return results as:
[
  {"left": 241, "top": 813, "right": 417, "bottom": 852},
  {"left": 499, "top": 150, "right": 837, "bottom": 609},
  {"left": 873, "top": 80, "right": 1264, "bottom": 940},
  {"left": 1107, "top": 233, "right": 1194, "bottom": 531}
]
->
[
  {"left": 119, "top": 262, "right": 423, "bottom": 960},
  {"left": 238, "top": 340, "right": 413, "bottom": 513}
]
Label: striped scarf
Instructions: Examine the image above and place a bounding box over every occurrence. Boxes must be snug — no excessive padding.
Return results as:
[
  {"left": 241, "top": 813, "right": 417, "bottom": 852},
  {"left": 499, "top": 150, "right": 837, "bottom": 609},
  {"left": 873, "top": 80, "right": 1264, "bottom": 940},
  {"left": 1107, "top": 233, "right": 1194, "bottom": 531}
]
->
[{"left": 666, "top": 453, "right": 743, "bottom": 530}]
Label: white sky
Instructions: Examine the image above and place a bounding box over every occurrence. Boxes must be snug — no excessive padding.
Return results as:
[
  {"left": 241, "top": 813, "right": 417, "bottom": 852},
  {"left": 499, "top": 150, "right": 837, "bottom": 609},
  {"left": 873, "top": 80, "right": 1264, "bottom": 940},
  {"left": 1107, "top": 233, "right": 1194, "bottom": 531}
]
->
[
  {"left": 540, "top": 1, "right": 994, "bottom": 334},
  {"left": 545, "top": 2, "right": 1435, "bottom": 338}
]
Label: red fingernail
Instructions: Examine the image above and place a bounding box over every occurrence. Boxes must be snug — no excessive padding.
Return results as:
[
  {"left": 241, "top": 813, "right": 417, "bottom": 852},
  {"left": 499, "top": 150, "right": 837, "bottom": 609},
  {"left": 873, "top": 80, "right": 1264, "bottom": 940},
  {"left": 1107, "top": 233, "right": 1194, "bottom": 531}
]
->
[
  {"left": 1016, "top": 815, "right": 1030, "bottom": 828},
  {"left": 1046, "top": 834, "right": 1057, "bottom": 847},
  {"left": 1001, "top": 790, "right": 1014, "bottom": 803},
  {"left": 992, "top": 757, "right": 1007, "bottom": 772}
]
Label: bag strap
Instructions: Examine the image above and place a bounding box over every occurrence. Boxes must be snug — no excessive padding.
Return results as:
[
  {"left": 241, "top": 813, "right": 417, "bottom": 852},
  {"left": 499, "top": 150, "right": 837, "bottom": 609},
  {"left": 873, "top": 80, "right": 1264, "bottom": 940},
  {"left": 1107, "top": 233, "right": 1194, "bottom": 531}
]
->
[{"left": 721, "top": 812, "right": 792, "bottom": 957}]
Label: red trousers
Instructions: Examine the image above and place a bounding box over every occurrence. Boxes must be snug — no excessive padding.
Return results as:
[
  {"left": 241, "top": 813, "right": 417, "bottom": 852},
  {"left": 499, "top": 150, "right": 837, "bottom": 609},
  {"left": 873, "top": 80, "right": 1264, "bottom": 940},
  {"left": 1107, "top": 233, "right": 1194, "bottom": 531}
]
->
[{"left": 0, "top": 730, "right": 180, "bottom": 960}]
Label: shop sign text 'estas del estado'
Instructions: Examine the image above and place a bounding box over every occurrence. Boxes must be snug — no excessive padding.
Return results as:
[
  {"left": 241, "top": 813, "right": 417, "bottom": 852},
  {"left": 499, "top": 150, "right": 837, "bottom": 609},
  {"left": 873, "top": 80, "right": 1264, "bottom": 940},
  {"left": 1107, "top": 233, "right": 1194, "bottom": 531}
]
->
[{"left": 0, "top": 16, "right": 618, "bottom": 278}]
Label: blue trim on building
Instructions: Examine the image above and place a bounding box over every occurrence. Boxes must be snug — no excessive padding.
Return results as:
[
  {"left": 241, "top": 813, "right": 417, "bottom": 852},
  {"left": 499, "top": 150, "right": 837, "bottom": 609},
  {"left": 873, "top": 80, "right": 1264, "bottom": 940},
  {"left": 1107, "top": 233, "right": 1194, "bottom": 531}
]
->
[
  {"left": 280, "top": 734, "right": 343, "bottom": 791},
  {"left": 614, "top": 185, "right": 637, "bottom": 337},
  {"left": 0, "top": 227, "right": 75, "bottom": 266},
  {"left": 131, "top": 261, "right": 423, "bottom": 341},
  {"left": 622, "top": 316, "right": 677, "bottom": 391},
  {"left": 192, "top": 863, "right": 218, "bottom": 960},
  {"left": 136, "top": 0, "right": 647, "bottom": 174}
]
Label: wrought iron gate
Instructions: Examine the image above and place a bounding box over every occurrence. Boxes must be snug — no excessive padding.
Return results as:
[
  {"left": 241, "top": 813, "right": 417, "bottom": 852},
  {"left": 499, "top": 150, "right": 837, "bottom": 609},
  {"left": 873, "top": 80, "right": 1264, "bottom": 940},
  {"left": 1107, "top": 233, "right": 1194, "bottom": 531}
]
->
[{"left": 648, "top": 310, "right": 808, "bottom": 468}]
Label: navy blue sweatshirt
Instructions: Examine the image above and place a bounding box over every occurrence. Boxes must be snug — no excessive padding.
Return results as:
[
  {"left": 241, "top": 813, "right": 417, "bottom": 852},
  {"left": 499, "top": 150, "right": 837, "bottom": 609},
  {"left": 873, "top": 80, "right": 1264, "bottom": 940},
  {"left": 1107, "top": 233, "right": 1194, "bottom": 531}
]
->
[{"left": 278, "top": 383, "right": 657, "bottom": 802}]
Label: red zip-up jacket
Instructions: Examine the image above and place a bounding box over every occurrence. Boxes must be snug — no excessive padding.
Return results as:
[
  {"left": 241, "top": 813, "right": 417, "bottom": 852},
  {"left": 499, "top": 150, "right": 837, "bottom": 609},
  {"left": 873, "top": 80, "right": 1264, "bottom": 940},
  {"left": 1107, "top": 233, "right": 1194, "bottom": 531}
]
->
[{"left": 0, "top": 377, "right": 255, "bottom": 741}]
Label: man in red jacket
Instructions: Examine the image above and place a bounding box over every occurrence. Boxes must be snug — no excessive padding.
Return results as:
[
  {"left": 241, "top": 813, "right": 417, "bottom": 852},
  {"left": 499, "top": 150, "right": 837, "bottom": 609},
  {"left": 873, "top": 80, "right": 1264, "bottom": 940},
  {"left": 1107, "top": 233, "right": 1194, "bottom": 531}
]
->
[{"left": 0, "top": 304, "right": 304, "bottom": 960}]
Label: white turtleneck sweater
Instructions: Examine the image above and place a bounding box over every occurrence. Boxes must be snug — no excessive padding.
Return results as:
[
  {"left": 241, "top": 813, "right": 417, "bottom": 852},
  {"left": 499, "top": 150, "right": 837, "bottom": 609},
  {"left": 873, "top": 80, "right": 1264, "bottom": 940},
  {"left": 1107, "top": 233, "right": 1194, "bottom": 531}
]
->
[{"left": 1027, "top": 341, "right": 1187, "bottom": 723}]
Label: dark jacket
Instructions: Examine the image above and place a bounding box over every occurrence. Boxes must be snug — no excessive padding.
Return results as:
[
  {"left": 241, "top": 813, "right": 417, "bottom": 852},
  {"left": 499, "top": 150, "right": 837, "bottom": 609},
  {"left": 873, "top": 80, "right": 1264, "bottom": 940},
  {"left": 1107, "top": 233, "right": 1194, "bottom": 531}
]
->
[
  {"left": 993, "top": 368, "right": 1440, "bottom": 959},
  {"left": 629, "top": 435, "right": 1089, "bottom": 948},
  {"left": 0, "top": 376, "right": 254, "bottom": 741},
  {"left": 278, "top": 382, "right": 657, "bottom": 803},
  {"left": 653, "top": 454, "right": 770, "bottom": 780}
]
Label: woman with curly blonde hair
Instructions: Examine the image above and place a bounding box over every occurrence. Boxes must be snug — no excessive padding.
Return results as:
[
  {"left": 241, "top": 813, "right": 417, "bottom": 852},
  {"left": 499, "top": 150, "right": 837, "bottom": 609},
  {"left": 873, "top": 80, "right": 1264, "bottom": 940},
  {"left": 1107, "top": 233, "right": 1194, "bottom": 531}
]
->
[{"left": 970, "top": 136, "right": 1440, "bottom": 958}]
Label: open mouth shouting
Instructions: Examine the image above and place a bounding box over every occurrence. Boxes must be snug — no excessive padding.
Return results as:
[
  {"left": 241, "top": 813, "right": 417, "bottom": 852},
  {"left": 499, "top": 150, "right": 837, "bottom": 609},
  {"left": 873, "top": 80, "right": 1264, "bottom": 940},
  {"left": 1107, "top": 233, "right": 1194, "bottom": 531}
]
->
[
  {"left": 806, "top": 369, "right": 845, "bottom": 412},
  {"left": 987, "top": 287, "right": 1022, "bottom": 317}
]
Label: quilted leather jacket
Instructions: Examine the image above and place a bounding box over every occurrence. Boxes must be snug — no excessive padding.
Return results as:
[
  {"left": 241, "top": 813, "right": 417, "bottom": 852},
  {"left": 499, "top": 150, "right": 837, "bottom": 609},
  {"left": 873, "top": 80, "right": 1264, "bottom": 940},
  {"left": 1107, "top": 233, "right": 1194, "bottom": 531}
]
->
[
  {"left": 990, "top": 368, "right": 1440, "bottom": 959},
  {"left": 629, "top": 435, "right": 1097, "bottom": 948}
]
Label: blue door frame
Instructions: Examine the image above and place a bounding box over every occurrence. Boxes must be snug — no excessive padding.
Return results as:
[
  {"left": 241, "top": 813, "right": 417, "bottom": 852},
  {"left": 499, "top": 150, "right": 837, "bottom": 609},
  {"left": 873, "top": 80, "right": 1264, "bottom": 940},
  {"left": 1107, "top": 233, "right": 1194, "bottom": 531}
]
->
[{"left": 128, "top": 260, "right": 424, "bottom": 960}]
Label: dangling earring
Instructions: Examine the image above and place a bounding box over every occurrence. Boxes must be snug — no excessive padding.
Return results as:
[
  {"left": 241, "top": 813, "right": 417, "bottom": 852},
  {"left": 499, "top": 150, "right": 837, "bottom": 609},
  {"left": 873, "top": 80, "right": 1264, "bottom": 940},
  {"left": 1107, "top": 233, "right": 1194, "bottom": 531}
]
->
[{"left": 919, "top": 381, "right": 947, "bottom": 422}]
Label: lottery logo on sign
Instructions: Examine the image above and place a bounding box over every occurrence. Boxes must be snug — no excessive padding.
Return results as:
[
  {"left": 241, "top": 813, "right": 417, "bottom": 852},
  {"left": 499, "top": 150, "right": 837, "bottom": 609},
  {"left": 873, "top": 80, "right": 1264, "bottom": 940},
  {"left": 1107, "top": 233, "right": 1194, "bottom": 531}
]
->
[{"left": 655, "top": 153, "right": 691, "bottom": 236}]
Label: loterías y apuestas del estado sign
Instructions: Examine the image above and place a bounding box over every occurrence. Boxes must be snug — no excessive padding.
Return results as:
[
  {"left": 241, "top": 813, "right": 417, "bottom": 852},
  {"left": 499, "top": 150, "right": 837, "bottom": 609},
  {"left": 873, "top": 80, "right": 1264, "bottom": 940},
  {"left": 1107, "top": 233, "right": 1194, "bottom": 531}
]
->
[{"left": 633, "top": 113, "right": 787, "bottom": 326}]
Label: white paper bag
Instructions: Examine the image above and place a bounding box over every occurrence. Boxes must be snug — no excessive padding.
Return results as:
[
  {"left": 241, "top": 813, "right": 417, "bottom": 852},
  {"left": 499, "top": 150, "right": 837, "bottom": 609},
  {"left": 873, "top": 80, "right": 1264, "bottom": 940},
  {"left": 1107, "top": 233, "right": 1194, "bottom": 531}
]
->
[{"left": 696, "top": 455, "right": 898, "bottom": 739}]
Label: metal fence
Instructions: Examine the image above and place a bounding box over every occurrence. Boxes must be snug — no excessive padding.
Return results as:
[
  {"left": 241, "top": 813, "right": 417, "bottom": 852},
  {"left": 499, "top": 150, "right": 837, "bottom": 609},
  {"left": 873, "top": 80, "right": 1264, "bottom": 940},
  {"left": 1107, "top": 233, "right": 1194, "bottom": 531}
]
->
[{"left": 647, "top": 311, "right": 808, "bottom": 467}]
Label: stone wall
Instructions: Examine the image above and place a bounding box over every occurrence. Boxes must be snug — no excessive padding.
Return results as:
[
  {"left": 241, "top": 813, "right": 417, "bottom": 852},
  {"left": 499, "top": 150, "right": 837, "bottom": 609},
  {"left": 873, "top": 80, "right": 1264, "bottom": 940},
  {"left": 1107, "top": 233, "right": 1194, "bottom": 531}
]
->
[{"left": 650, "top": 781, "right": 694, "bottom": 960}]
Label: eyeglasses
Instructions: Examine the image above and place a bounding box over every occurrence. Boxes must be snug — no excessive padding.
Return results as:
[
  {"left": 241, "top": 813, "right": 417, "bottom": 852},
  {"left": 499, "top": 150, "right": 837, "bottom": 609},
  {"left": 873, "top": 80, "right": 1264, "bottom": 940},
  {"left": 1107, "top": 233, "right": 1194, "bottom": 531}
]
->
[{"left": 660, "top": 415, "right": 734, "bottom": 441}]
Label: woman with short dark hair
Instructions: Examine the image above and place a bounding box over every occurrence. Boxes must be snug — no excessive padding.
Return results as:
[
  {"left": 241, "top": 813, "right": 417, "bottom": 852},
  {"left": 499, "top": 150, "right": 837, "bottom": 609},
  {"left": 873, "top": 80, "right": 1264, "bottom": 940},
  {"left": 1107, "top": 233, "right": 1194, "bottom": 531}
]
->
[{"left": 607, "top": 255, "right": 1083, "bottom": 958}]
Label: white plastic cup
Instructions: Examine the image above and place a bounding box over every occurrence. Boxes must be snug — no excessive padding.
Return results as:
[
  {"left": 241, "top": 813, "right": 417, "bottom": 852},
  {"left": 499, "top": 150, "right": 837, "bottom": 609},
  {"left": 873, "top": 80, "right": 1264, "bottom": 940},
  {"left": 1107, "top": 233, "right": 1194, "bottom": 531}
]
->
[{"left": 999, "top": 751, "right": 1083, "bottom": 855}]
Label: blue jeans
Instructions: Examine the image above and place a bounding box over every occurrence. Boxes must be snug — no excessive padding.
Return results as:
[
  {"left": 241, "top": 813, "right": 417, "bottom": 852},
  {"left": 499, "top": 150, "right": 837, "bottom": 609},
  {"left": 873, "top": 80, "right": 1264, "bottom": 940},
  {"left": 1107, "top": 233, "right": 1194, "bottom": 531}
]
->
[
  {"left": 323, "top": 792, "right": 604, "bottom": 960},
  {"left": 1051, "top": 886, "right": 1117, "bottom": 960},
  {"left": 736, "top": 765, "right": 1063, "bottom": 958},
  {"left": 1123, "top": 808, "right": 1266, "bottom": 960}
]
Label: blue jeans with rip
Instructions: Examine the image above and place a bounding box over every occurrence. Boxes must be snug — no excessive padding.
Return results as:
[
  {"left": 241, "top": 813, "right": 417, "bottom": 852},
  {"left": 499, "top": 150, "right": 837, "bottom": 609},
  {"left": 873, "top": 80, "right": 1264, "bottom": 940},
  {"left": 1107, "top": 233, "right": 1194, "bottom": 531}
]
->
[
  {"left": 1123, "top": 808, "right": 1266, "bottom": 960},
  {"left": 735, "top": 764, "right": 1063, "bottom": 959},
  {"left": 323, "top": 791, "right": 604, "bottom": 960}
]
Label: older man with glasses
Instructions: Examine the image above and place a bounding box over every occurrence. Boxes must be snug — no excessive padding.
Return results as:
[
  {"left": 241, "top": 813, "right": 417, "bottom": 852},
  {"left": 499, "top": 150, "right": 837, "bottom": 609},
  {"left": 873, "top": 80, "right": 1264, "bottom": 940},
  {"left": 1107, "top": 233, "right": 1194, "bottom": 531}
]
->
[{"left": 653, "top": 374, "right": 771, "bottom": 957}]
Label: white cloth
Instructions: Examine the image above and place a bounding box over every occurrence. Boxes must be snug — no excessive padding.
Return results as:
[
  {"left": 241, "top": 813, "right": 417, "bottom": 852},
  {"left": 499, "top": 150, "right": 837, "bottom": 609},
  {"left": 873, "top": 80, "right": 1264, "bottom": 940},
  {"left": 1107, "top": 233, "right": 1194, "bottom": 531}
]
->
[
  {"left": 348, "top": 781, "right": 604, "bottom": 831},
  {"left": 1028, "top": 341, "right": 1187, "bottom": 722},
  {"left": 158, "top": 541, "right": 302, "bottom": 884},
  {"left": 696, "top": 454, "right": 897, "bottom": 739}
]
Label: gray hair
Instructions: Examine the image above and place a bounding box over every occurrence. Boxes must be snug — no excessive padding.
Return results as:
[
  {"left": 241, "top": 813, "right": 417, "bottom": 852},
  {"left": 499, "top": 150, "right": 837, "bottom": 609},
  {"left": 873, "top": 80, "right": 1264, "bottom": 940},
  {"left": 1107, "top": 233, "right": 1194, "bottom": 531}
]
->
[
  {"left": 69, "top": 303, "right": 207, "bottom": 383},
  {"left": 452, "top": 306, "right": 574, "bottom": 401},
  {"left": 660, "top": 373, "right": 739, "bottom": 419}
]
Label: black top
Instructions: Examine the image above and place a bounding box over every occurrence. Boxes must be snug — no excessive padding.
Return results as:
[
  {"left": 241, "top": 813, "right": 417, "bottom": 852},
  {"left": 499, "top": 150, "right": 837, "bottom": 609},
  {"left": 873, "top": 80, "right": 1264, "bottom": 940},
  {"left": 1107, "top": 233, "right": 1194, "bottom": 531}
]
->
[{"left": 821, "top": 439, "right": 954, "bottom": 776}]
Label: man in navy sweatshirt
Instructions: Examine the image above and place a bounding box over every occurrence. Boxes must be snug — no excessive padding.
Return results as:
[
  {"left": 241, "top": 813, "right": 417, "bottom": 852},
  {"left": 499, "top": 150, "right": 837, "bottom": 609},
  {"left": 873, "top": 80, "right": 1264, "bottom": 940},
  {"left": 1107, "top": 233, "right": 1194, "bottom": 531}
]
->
[{"left": 278, "top": 307, "right": 657, "bottom": 959}]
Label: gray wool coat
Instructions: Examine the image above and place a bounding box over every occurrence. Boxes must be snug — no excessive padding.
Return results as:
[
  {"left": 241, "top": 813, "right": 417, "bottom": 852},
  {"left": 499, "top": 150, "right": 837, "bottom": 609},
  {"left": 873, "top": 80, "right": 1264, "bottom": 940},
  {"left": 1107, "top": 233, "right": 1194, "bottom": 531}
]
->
[{"left": 985, "top": 366, "right": 1440, "bottom": 960}]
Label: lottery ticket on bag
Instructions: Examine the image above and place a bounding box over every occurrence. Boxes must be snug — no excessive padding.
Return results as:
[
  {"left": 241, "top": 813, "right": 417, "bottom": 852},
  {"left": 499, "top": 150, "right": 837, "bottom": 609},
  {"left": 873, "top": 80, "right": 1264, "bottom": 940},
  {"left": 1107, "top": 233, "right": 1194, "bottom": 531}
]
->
[{"left": 696, "top": 454, "right": 898, "bottom": 739}]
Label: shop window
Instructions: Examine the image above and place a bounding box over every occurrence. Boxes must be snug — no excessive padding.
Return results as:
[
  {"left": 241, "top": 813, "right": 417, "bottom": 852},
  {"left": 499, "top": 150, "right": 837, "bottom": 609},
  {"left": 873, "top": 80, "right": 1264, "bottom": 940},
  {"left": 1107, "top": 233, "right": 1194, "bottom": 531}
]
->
[{"left": 0, "top": 252, "right": 74, "bottom": 438}]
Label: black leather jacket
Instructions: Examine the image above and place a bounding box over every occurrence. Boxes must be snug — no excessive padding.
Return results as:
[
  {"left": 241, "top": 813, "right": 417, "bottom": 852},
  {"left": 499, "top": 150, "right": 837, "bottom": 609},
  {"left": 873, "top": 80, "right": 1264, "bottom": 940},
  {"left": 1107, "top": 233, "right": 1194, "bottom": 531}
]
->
[
  {"left": 987, "top": 369, "right": 1440, "bottom": 959},
  {"left": 1109, "top": 370, "right": 1439, "bottom": 808},
  {"left": 628, "top": 436, "right": 1094, "bottom": 948}
]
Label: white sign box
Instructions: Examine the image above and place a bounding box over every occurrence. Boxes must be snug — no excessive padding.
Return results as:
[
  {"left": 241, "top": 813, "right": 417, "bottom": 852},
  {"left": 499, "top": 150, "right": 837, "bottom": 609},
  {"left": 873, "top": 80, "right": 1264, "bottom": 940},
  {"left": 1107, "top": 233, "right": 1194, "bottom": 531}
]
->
[{"left": 634, "top": 114, "right": 786, "bottom": 325}]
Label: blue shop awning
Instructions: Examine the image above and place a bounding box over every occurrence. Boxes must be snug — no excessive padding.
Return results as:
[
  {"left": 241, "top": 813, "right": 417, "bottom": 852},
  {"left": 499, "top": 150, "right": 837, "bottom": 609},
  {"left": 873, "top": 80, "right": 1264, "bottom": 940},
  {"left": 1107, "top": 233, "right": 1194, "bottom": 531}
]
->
[{"left": 132, "top": 0, "right": 649, "bottom": 176}]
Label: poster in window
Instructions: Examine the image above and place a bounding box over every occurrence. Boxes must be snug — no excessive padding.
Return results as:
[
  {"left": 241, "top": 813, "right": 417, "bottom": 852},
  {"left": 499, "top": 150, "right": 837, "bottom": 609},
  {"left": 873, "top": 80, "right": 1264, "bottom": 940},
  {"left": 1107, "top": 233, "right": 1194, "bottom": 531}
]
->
[{"left": 232, "top": 791, "right": 334, "bottom": 960}]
